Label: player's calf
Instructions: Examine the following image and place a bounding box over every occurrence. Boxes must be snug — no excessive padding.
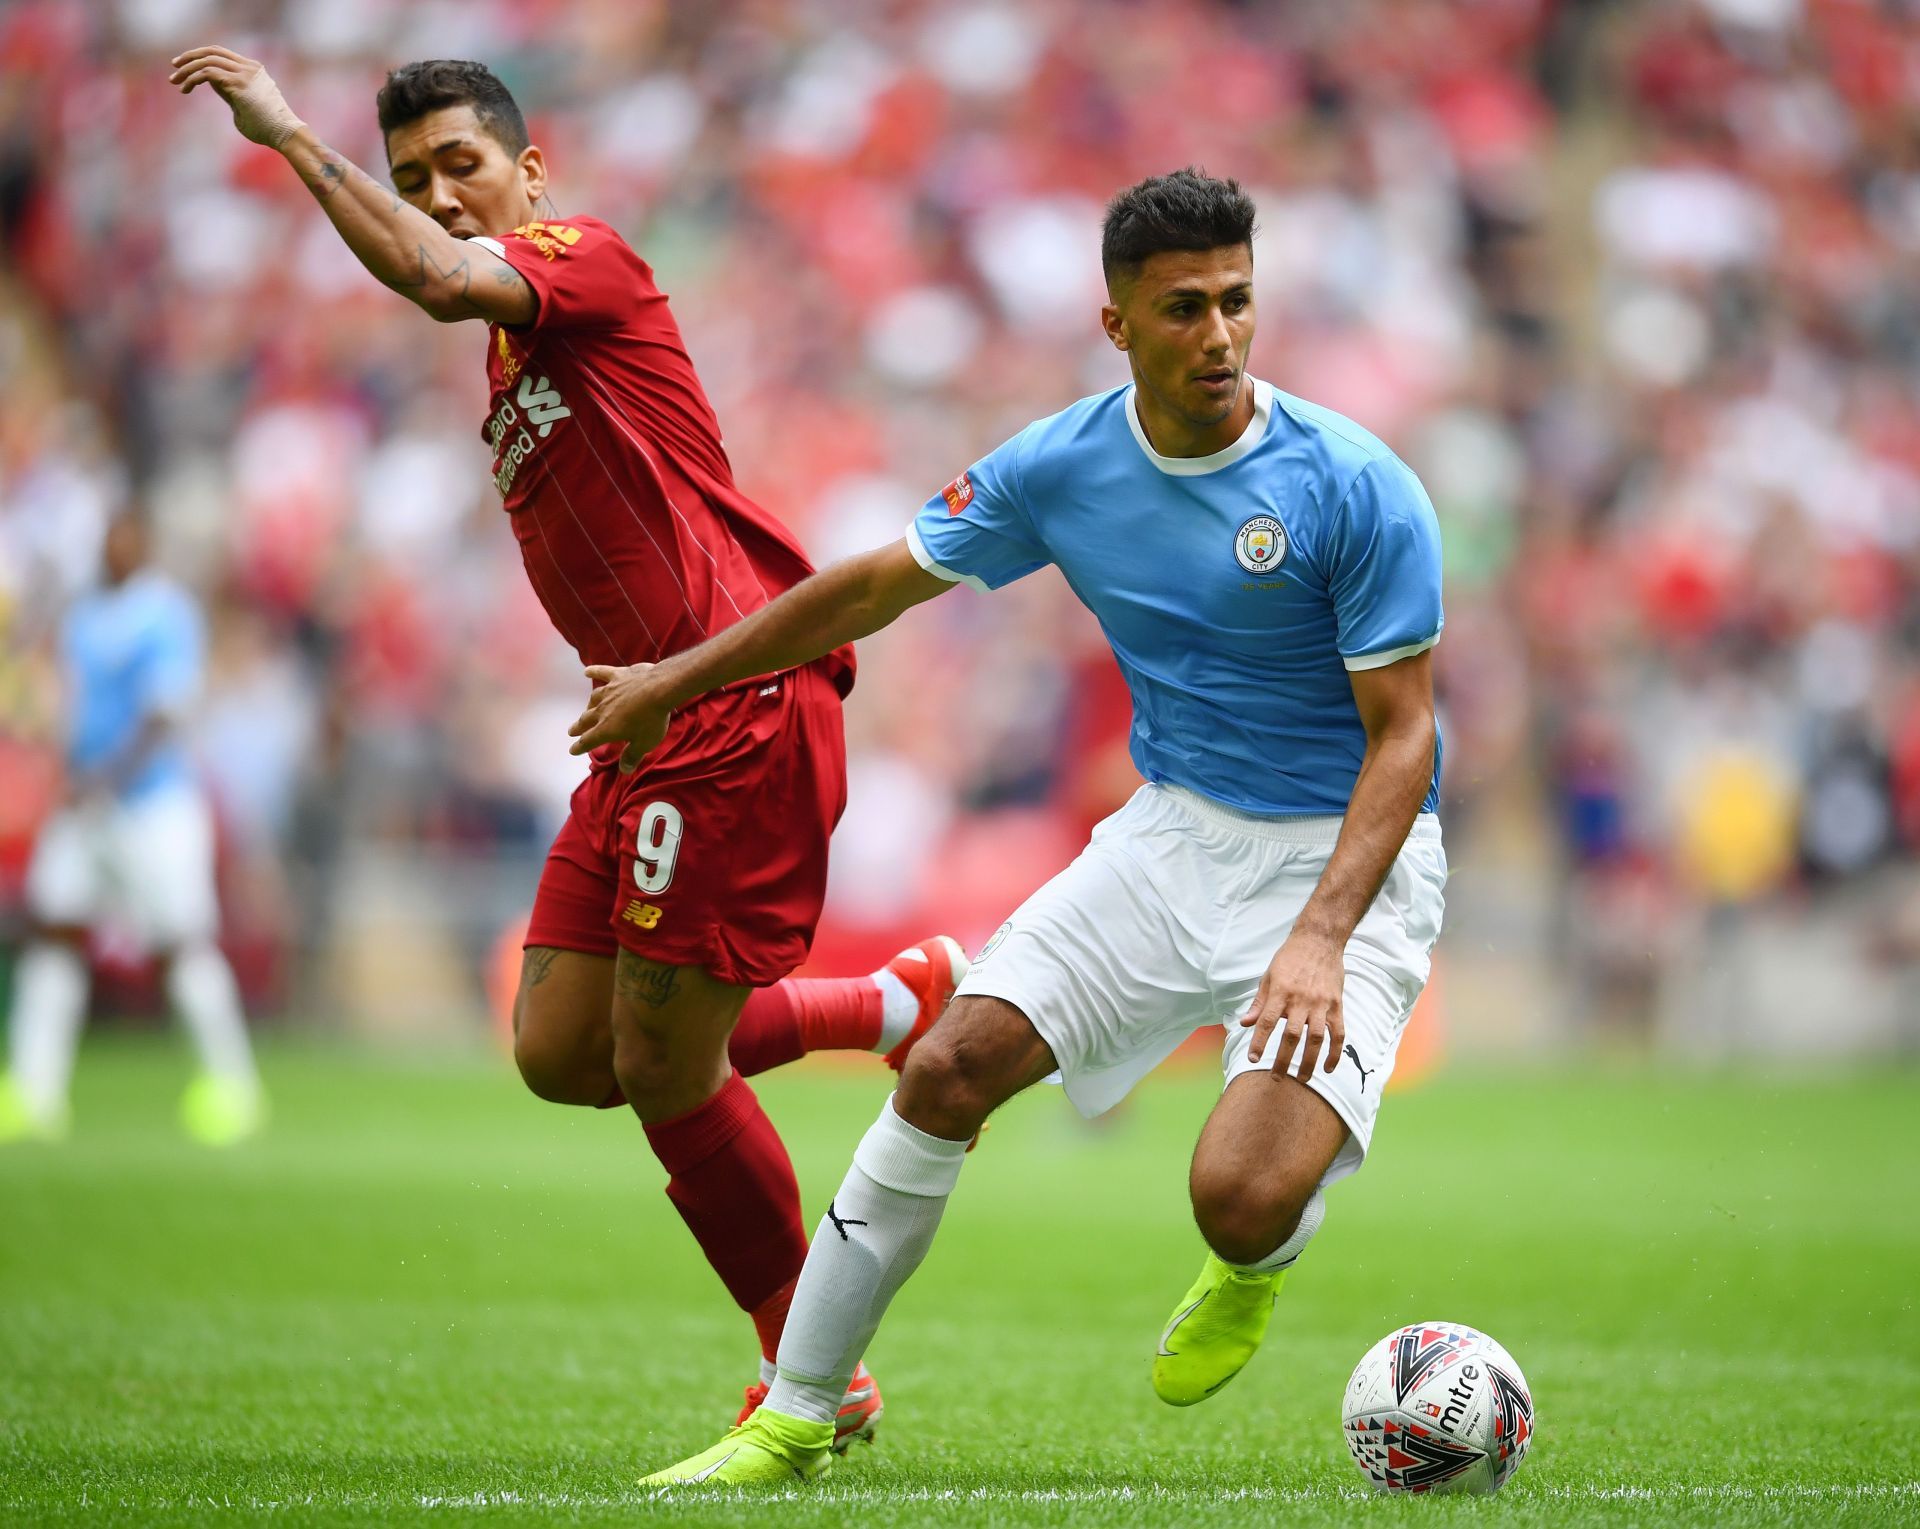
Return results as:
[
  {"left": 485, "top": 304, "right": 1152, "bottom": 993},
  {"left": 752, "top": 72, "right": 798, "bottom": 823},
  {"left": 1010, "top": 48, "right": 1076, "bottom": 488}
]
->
[
  {"left": 1155, "top": 1152, "right": 1328, "bottom": 1409},
  {"left": 1151, "top": 1188, "right": 1328, "bottom": 1407},
  {"left": 1154, "top": 1071, "right": 1344, "bottom": 1405},
  {"left": 611, "top": 952, "right": 810, "bottom": 1370}
]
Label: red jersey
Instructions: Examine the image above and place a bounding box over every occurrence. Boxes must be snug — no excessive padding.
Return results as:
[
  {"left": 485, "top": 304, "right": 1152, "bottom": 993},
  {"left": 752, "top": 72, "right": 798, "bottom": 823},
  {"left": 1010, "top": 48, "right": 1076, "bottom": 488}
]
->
[{"left": 472, "top": 215, "right": 852, "bottom": 693}]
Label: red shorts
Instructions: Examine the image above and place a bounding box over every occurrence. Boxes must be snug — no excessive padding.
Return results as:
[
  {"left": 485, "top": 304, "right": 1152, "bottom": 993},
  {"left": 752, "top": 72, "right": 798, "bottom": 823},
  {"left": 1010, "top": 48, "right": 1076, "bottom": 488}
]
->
[{"left": 524, "top": 662, "right": 848, "bottom": 988}]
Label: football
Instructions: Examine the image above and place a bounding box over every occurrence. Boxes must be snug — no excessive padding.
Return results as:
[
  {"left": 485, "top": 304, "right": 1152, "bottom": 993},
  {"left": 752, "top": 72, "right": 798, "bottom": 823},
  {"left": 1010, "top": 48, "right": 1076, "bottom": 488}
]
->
[{"left": 1341, "top": 1321, "right": 1534, "bottom": 1495}]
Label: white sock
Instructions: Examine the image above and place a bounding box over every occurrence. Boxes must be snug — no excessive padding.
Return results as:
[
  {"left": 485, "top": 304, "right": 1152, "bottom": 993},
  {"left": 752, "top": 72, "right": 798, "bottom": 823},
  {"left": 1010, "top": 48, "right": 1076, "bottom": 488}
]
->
[
  {"left": 872, "top": 968, "right": 918, "bottom": 1053},
  {"left": 757, "top": 1356, "right": 777, "bottom": 1389},
  {"left": 764, "top": 1095, "right": 970, "bottom": 1425},
  {"left": 7, "top": 942, "right": 88, "bottom": 1123},
  {"left": 166, "top": 945, "right": 258, "bottom": 1092},
  {"left": 1230, "top": 1187, "right": 1327, "bottom": 1275}
]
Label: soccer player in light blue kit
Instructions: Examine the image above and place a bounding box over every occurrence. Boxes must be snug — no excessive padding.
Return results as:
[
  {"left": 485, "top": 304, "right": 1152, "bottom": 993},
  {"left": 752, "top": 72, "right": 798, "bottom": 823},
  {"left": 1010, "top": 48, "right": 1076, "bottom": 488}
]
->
[
  {"left": 0, "top": 515, "right": 264, "bottom": 1145},
  {"left": 573, "top": 170, "right": 1447, "bottom": 1484}
]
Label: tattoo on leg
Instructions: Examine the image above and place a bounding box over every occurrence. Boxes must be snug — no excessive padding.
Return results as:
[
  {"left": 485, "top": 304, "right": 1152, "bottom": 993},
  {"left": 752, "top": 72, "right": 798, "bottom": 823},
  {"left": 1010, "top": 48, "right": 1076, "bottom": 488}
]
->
[
  {"left": 615, "top": 950, "right": 682, "bottom": 1009},
  {"left": 522, "top": 947, "right": 560, "bottom": 990}
]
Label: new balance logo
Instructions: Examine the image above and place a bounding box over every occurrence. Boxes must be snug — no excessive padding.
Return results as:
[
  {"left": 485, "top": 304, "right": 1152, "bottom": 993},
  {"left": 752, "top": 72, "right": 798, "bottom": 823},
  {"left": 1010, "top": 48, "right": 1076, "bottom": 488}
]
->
[
  {"left": 517, "top": 373, "right": 571, "bottom": 437},
  {"left": 826, "top": 1200, "right": 868, "bottom": 1242},
  {"left": 1343, "top": 1044, "right": 1376, "bottom": 1091}
]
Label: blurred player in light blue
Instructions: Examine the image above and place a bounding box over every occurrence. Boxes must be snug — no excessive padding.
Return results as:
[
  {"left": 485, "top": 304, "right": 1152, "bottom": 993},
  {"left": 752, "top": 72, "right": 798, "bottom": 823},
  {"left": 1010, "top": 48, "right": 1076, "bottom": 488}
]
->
[
  {"left": 576, "top": 168, "right": 1447, "bottom": 1484},
  {"left": 0, "top": 515, "right": 263, "bottom": 1145}
]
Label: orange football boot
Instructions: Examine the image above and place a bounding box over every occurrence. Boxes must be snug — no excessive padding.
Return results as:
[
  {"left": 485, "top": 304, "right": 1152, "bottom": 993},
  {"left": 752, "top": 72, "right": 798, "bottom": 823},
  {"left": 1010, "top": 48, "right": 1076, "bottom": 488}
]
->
[{"left": 880, "top": 936, "right": 970, "bottom": 1072}]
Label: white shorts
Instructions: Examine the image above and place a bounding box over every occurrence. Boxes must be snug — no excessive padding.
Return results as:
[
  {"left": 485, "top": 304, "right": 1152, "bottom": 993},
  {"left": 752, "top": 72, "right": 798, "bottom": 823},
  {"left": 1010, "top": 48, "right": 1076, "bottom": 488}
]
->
[
  {"left": 957, "top": 784, "right": 1447, "bottom": 1186},
  {"left": 25, "top": 782, "right": 222, "bottom": 949}
]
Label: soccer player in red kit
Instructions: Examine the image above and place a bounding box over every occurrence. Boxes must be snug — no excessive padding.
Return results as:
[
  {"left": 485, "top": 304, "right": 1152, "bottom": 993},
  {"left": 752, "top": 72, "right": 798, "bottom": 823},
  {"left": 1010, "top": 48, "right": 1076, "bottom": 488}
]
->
[{"left": 171, "top": 48, "right": 968, "bottom": 1444}]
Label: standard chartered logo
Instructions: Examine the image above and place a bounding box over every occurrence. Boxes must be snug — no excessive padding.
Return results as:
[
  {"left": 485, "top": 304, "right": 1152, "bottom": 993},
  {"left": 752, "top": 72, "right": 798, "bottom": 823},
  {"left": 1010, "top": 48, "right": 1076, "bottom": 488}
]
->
[{"left": 488, "top": 374, "right": 572, "bottom": 496}]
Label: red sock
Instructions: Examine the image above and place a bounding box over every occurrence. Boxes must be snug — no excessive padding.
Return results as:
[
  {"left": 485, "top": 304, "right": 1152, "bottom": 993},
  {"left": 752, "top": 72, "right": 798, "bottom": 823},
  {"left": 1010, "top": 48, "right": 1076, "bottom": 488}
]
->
[
  {"left": 729, "top": 977, "right": 882, "bottom": 1076},
  {"left": 751, "top": 1274, "right": 797, "bottom": 1363},
  {"left": 642, "top": 1070, "right": 808, "bottom": 1356}
]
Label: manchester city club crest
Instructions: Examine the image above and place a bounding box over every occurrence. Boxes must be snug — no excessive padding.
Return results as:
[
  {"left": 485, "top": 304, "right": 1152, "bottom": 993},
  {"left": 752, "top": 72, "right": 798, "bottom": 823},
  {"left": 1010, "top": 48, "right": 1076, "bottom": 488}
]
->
[{"left": 1234, "top": 514, "right": 1287, "bottom": 574}]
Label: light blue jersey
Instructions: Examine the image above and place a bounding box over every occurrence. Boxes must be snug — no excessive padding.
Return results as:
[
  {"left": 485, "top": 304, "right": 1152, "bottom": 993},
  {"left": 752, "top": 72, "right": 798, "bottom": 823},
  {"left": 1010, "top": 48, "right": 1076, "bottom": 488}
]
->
[
  {"left": 61, "top": 570, "right": 203, "bottom": 801},
  {"left": 908, "top": 379, "right": 1442, "bottom": 817}
]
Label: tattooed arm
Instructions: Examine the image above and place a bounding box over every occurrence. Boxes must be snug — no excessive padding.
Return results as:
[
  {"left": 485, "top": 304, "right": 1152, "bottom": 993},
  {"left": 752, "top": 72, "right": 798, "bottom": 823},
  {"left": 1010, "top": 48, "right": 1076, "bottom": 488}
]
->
[
  {"left": 275, "top": 127, "right": 536, "bottom": 324},
  {"left": 169, "top": 45, "right": 536, "bottom": 326}
]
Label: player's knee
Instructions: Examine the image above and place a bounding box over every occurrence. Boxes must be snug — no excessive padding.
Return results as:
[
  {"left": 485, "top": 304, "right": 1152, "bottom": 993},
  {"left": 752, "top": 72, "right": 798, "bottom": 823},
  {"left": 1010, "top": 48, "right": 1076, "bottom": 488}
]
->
[
  {"left": 1190, "top": 1159, "right": 1319, "bottom": 1267},
  {"left": 895, "top": 1030, "right": 996, "bottom": 1139},
  {"left": 609, "top": 1031, "right": 725, "bottom": 1122},
  {"left": 512, "top": 1007, "right": 609, "bottom": 1107},
  {"left": 608, "top": 1043, "right": 671, "bottom": 1113}
]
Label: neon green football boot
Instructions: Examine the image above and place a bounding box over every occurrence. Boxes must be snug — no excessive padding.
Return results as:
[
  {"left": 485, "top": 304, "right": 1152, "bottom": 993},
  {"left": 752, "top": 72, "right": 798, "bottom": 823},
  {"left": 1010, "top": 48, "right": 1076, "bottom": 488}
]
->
[
  {"left": 179, "top": 1075, "right": 265, "bottom": 1147},
  {"left": 641, "top": 1408, "right": 834, "bottom": 1488},
  {"left": 1152, "top": 1252, "right": 1287, "bottom": 1405},
  {"left": 0, "top": 1073, "right": 65, "bottom": 1143}
]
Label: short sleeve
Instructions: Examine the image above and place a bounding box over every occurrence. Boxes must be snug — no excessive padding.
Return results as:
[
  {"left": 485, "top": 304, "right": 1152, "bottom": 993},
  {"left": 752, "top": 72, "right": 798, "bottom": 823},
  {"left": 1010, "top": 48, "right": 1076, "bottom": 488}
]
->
[
  {"left": 1326, "top": 457, "right": 1444, "bottom": 670},
  {"left": 469, "top": 218, "right": 636, "bottom": 335},
  {"left": 143, "top": 592, "right": 203, "bottom": 715},
  {"left": 906, "top": 428, "right": 1050, "bottom": 593}
]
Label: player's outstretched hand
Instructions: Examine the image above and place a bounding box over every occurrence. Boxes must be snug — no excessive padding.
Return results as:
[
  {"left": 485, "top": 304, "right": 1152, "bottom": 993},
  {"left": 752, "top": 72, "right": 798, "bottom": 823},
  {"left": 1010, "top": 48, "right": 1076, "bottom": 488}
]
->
[
  {"left": 569, "top": 664, "right": 672, "bottom": 774},
  {"left": 169, "top": 45, "right": 305, "bottom": 149},
  {"left": 1240, "top": 931, "right": 1346, "bottom": 1082}
]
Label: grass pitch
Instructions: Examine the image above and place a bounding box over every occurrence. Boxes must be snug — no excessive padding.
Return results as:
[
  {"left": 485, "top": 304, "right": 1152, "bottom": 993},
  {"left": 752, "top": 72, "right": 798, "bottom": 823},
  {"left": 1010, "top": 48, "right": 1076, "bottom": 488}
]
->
[{"left": 1, "top": 1039, "right": 1916, "bottom": 1526}]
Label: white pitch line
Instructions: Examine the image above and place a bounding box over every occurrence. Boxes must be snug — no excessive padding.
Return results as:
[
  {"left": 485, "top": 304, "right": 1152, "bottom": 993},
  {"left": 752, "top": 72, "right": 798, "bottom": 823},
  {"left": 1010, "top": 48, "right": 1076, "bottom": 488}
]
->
[
  {"left": 395, "top": 1482, "right": 1920, "bottom": 1510},
  {"left": 35, "top": 1482, "right": 1911, "bottom": 1514}
]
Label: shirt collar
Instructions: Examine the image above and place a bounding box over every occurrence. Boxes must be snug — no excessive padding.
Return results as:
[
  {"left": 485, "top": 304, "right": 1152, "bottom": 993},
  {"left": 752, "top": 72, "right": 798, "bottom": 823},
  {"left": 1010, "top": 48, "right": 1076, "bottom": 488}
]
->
[{"left": 1124, "top": 377, "right": 1272, "bottom": 477}]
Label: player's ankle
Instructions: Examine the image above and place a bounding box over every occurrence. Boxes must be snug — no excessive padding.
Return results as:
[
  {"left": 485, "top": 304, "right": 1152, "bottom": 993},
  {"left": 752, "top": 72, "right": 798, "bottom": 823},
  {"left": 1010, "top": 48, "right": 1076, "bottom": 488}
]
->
[
  {"left": 755, "top": 1384, "right": 840, "bottom": 1434},
  {"left": 871, "top": 968, "right": 916, "bottom": 1052}
]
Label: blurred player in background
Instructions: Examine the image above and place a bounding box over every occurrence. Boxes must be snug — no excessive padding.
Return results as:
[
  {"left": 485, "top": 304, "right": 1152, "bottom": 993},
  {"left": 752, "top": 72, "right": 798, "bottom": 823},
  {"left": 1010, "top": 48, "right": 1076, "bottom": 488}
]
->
[
  {"left": 0, "top": 515, "right": 264, "bottom": 1147},
  {"left": 575, "top": 170, "right": 1448, "bottom": 1486},
  {"left": 171, "top": 46, "right": 965, "bottom": 1443}
]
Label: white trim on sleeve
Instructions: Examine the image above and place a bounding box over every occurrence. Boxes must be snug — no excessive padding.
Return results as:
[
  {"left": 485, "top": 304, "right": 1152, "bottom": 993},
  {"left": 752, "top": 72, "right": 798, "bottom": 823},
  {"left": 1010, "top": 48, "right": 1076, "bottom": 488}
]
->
[
  {"left": 905, "top": 522, "right": 991, "bottom": 594},
  {"left": 1342, "top": 632, "right": 1440, "bottom": 672},
  {"left": 468, "top": 235, "right": 509, "bottom": 258}
]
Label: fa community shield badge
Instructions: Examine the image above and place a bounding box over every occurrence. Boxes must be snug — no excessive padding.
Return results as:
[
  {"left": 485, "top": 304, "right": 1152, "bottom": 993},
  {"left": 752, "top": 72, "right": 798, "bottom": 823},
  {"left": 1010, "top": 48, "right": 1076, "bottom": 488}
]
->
[{"left": 1235, "top": 514, "right": 1287, "bottom": 574}]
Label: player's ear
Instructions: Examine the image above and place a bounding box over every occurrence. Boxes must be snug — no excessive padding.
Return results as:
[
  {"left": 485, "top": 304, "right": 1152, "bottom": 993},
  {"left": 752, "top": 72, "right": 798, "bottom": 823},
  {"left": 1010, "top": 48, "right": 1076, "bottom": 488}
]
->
[
  {"left": 1101, "top": 301, "right": 1128, "bottom": 352},
  {"left": 518, "top": 144, "right": 547, "bottom": 204}
]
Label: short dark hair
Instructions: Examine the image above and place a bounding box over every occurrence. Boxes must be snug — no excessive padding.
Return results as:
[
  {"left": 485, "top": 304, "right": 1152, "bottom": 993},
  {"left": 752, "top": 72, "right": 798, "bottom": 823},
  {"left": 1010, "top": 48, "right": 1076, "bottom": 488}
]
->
[
  {"left": 376, "top": 60, "right": 529, "bottom": 157},
  {"left": 1100, "top": 168, "right": 1257, "bottom": 285}
]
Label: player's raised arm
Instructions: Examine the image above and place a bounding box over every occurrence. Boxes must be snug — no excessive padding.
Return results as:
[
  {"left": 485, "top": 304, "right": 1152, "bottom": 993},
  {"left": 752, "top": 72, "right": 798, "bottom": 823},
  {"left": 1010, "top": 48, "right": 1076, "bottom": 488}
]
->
[
  {"left": 169, "top": 46, "right": 535, "bottom": 326},
  {"left": 569, "top": 539, "right": 951, "bottom": 772}
]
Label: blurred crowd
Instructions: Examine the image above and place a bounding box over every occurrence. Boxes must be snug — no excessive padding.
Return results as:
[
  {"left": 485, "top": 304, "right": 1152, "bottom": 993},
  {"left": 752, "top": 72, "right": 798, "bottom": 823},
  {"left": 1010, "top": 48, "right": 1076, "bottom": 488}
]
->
[{"left": 3, "top": 0, "right": 1920, "bottom": 1034}]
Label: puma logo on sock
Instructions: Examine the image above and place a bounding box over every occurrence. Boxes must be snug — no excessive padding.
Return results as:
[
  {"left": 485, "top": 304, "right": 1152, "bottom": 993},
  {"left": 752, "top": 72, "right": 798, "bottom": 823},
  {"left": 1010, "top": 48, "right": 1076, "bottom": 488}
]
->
[{"left": 826, "top": 1200, "right": 868, "bottom": 1242}]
